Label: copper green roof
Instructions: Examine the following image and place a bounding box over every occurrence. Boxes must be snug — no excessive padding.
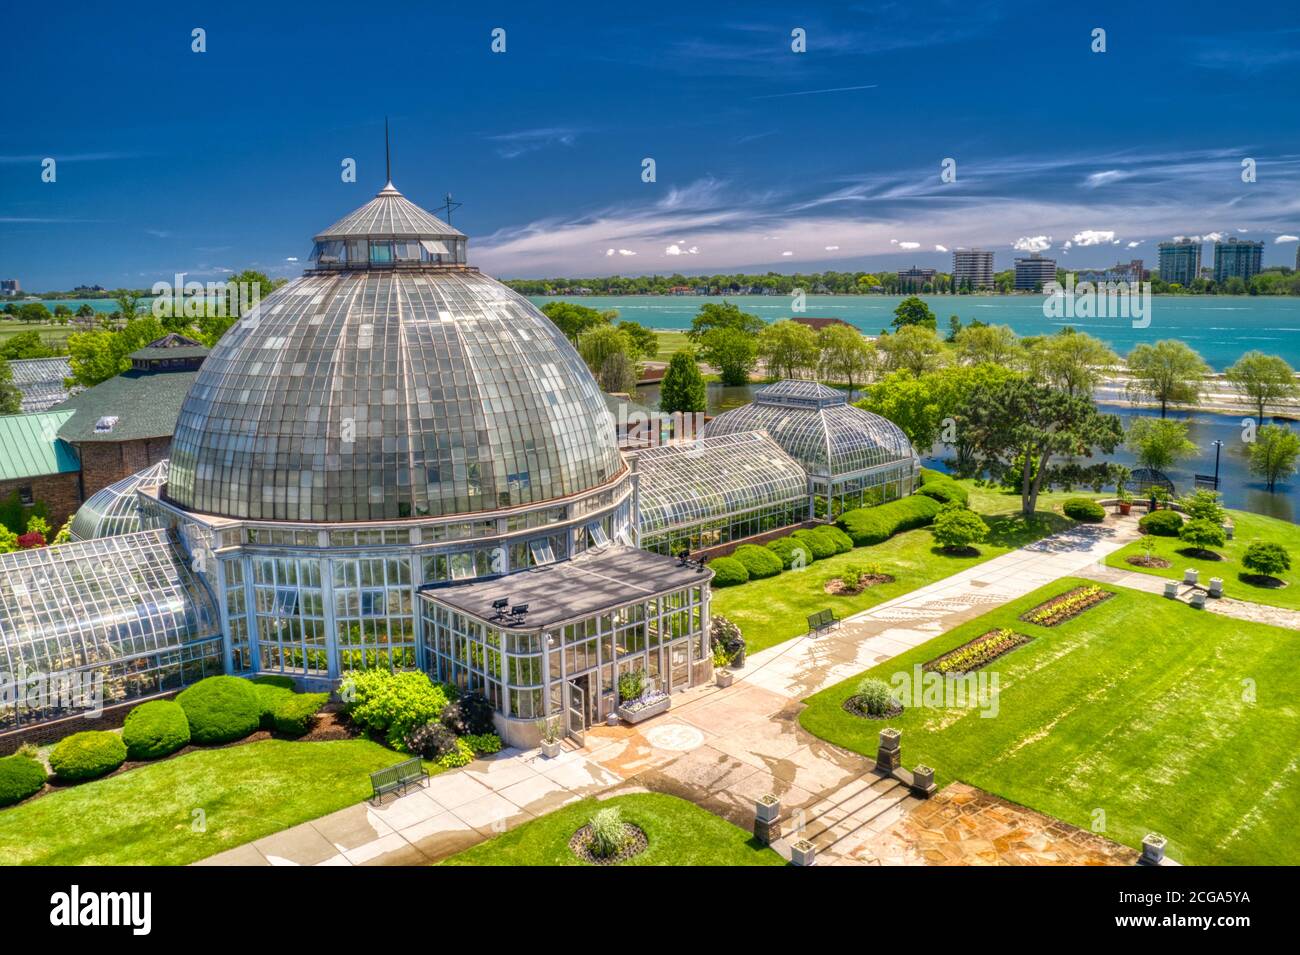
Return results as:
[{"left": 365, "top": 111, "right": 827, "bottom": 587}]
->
[
  {"left": 56, "top": 366, "right": 199, "bottom": 443},
  {"left": 0, "top": 410, "right": 79, "bottom": 480}
]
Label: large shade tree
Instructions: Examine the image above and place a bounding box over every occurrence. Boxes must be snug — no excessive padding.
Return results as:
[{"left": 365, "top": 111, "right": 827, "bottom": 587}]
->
[
  {"left": 757, "top": 319, "right": 819, "bottom": 380},
  {"left": 816, "top": 323, "right": 874, "bottom": 393},
  {"left": 1125, "top": 340, "right": 1209, "bottom": 417},
  {"left": 959, "top": 378, "right": 1123, "bottom": 515},
  {"left": 687, "top": 302, "right": 763, "bottom": 386},
  {"left": 1125, "top": 417, "right": 1199, "bottom": 472},
  {"left": 1225, "top": 351, "right": 1299, "bottom": 420},
  {"left": 1249, "top": 424, "right": 1300, "bottom": 491},
  {"left": 1026, "top": 328, "right": 1120, "bottom": 399},
  {"left": 876, "top": 324, "right": 945, "bottom": 377}
]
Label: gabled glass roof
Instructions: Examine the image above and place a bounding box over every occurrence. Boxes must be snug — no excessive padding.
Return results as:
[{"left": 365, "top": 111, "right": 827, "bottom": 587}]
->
[
  {"left": 635, "top": 430, "right": 808, "bottom": 535},
  {"left": 703, "top": 379, "right": 917, "bottom": 479},
  {"left": 70, "top": 459, "right": 169, "bottom": 541}
]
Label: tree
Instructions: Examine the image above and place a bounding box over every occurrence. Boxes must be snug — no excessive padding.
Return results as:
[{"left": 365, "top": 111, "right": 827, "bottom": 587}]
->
[
  {"left": 75, "top": 303, "right": 96, "bottom": 321},
  {"left": 113, "top": 289, "right": 141, "bottom": 323},
  {"left": 0, "top": 329, "right": 60, "bottom": 360},
  {"left": 0, "top": 357, "right": 21, "bottom": 415},
  {"left": 858, "top": 371, "right": 945, "bottom": 450},
  {"left": 931, "top": 503, "right": 989, "bottom": 553},
  {"left": 698, "top": 327, "right": 758, "bottom": 386},
  {"left": 66, "top": 314, "right": 166, "bottom": 388},
  {"left": 1026, "top": 328, "right": 1120, "bottom": 398},
  {"left": 817, "top": 323, "right": 874, "bottom": 393},
  {"left": 659, "top": 351, "right": 706, "bottom": 414},
  {"left": 1125, "top": 340, "right": 1209, "bottom": 417},
  {"left": 18, "top": 302, "right": 51, "bottom": 325},
  {"left": 541, "top": 301, "right": 612, "bottom": 347},
  {"left": 596, "top": 351, "right": 638, "bottom": 395},
  {"left": 1180, "top": 488, "right": 1226, "bottom": 525},
  {"left": 1178, "top": 518, "right": 1226, "bottom": 558},
  {"left": 1241, "top": 541, "right": 1291, "bottom": 581},
  {"left": 1225, "top": 351, "right": 1299, "bottom": 420},
  {"left": 757, "top": 320, "right": 819, "bottom": 380},
  {"left": 876, "top": 324, "right": 945, "bottom": 377},
  {"left": 959, "top": 378, "right": 1123, "bottom": 516},
  {"left": 1125, "top": 418, "right": 1198, "bottom": 472},
  {"left": 615, "top": 321, "right": 658, "bottom": 363},
  {"left": 687, "top": 301, "right": 764, "bottom": 341},
  {"left": 1248, "top": 423, "right": 1300, "bottom": 491},
  {"left": 891, "top": 296, "right": 936, "bottom": 330},
  {"left": 953, "top": 323, "right": 1019, "bottom": 366},
  {"left": 579, "top": 325, "right": 638, "bottom": 391}
]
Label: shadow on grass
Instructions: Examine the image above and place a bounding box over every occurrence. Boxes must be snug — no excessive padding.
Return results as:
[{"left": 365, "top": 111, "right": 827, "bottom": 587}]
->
[{"left": 984, "top": 512, "right": 1072, "bottom": 549}]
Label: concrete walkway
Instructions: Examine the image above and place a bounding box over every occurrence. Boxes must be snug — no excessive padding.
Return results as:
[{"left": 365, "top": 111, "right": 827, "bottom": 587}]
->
[
  {"left": 1082, "top": 561, "right": 1300, "bottom": 630},
  {"left": 199, "top": 518, "right": 1145, "bottom": 867}
]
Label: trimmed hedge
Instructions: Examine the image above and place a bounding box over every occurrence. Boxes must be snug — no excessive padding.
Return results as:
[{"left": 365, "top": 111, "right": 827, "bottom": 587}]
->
[
  {"left": 766, "top": 536, "right": 814, "bottom": 569},
  {"left": 1062, "top": 497, "right": 1106, "bottom": 522},
  {"left": 731, "top": 544, "right": 783, "bottom": 579},
  {"left": 254, "top": 683, "right": 294, "bottom": 729},
  {"left": 48, "top": 730, "right": 127, "bottom": 782},
  {"left": 1139, "top": 509, "right": 1184, "bottom": 537},
  {"left": 920, "top": 467, "right": 947, "bottom": 484},
  {"left": 251, "top": 674, "right": 296, "bottom": 690},
  {"left": 918, "top": 480, "right": 969, "bottom": 507},
  {"left": 821, "top": 525, "right": 855, "bottom": 554},
  {"left": 0, "top": 754, "right": 46, "bottom": 806},
  {"left": 272, "top": 692, "right": 329, "bottom": 737},
  {"left": 176, "top": 675, "right": 262, "bottom": 745},
  {"left": 122, "top": 700, "right": 191, "bottom": 760},
  {"left": 792, "top": 528, "right": 837, "bottom": 559},
  {"left": 838, "top": 495, "right": 942, "bottom": 546},
  {"left": 708, "top": 556, "right": 749, "bottom": 586}
]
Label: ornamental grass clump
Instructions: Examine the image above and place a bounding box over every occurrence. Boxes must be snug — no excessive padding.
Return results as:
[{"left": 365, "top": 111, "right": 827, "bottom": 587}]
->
[
  {"left": 588, "top": 806, "right": 632, "bottom": 859},
  {"left": 850, "top": 677, "right": 899, "bottom": 718}
]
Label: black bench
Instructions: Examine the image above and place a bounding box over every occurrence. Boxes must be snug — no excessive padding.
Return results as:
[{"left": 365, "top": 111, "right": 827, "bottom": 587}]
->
[
  {"left": 807, "top": 608, "right": 839, "bottom": 636},
  {"left": 369, "top": 757, "right": 428, "bottom": 802}
]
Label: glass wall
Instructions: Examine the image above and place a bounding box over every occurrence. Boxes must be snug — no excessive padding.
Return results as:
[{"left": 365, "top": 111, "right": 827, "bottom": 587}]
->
[
  {"left": 251, "top": 556, "right": 328, "bottom": 676},
  {"left": 333, "top": 556, "right": 416, "bottom": 672}
]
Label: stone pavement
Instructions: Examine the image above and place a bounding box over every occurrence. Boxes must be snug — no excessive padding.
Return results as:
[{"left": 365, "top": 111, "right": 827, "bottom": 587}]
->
[
  {"left": 1082, "top": 561, "right": 1300, "bottom": 630},
  {"left": 199, "top": 518, "right": 1145, "bottom": 867}
]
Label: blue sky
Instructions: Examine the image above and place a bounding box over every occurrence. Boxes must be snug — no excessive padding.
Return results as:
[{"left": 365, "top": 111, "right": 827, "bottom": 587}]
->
[{"left": 2, "top": 0, "right": 1299, "bottom": 289}]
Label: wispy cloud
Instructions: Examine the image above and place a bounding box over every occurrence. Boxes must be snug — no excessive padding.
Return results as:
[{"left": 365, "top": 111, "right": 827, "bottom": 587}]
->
[
  {"left": 751, "top": 84, "right": 877, "bottom": 99},
  {"left": 0, "top": 152, "right": 144, "bottom": 164},
  {"left": 486, "top": 127, "right": 581, "bottom": 159}
]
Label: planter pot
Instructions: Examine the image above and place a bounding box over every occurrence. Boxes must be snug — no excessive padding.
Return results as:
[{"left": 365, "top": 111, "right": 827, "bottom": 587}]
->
[
  {"left": 540, "top": 739, "right": 562, "bottom": 759},
  {"left": 791, "top": 839, "right": 817, "bottom": 867},
  {"left": 618, "top": 695, "right": 671, "bottom": 724},
  {"left": 606, "top": 711, "right": 620, "bottom": 727},
  {"left": 1118, "top": 502, "right": 1132, "bottom": 515},
  {"left": 715, "top": 669, "right": 734, "bottom": 688}
]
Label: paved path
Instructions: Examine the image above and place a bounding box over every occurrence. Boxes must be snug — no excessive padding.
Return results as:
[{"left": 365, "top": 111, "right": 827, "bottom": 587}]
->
[
  {"left": 199, "top": 518, "right": 1144, "bottom": 867},
  {"left": 1082, "top": 561, "right": 1300, "bottom": 630}
]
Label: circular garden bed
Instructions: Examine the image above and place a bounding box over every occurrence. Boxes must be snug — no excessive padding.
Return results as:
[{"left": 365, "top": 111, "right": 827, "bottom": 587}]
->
[
  {"left": 568, "top": 823, "right": 649, "bottom": 865},
  {"left": 824, "top": 572, "right": 895, "bottom": 596},
  {"left": 1126, "top": 555, "right": 1172, "bottom": 569},
  {"left": 841, "top": 695, "right": 904, "bottom": 721}
]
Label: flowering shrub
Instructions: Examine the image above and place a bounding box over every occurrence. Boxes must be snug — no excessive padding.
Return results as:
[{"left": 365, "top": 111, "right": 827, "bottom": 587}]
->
[
  {"left": 440, "top": 690, "right": 495, "bottom": 736},
  {"left": 436, "top": 737, "right": 475, "bottom": 768},
  {"left": 17, "top": 531, "right": 45, "bottom": 549},
  {"left": 927, "top": 628, "right": 1031, "bottom": 675},
  {"left": 464, "top": 733, "right": 502, "bottom": 755},
  {"left": 342, "top": 669, "right": 451, "bottom": 750},
  {"left": 710, "top": 614, "right": 745, "bottom": 665},
  {"left": 1021, "top": 585, "right": 1112, "bottom": 627}
]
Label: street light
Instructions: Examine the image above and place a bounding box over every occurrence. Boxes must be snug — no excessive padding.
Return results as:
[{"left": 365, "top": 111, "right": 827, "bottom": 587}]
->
[{"left": 1212, "top": 440, "right": 1224, "bottom": 490}]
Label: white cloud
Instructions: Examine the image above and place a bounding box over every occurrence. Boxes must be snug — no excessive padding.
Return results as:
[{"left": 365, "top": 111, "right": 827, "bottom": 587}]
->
[
  {"left": 285, "top": 256, "right": 299, "bottom": 262},
  {"left": 664, "top": 243, "right": 700, "bottom": 256},
  {"left": 781, "top": 250, "right": 794, "bottom": 256},
  {"left": 618, "top": 249, "right": 636, "bottom": 256},
  {"left": 1013, "top": 235, "right": 1052, "bottom": 252},
  {"left": 824, "top": 245, "right": 840, "bottom": 251},
  {"left": 934, "top": 244, "right": 948, "bottom": 252},
  {"left": 1202, "top": 231, "right": 1225, "bottom": 243},
  {"left": 1071, "top": 229, "right": 1116, "bottom": 246},
  {"left": 1126, "top": 240, "right": 1142, "bottom": 248},
  {"left": 1083, "top": 170, "right": 1130, "bottom": 188},
  {"left": 1276, "top": 234, "right": 1299, "bottom": 243}
]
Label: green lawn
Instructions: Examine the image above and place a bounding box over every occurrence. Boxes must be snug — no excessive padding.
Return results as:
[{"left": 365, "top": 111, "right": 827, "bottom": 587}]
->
[
  {"left": 0, "top": 320, "right": 71, "bottom": 349},
  {"left": 0, "top": 739, "right": 426, "bottom": 865},
  {"left": 712, "top": 480, "right": 1087, "bottom": 654},
  {"left": 440, "top": 793, "right": 785, "bottom": 866},
  {"left": 1105, "top": 508, "right": 1300, "bottom": 611},
  {"left": 798, "top": 580, "right": 1299, "bottom": 865},
  {"left": 652, "top": 329, "right": 692, "bottom": 361}
]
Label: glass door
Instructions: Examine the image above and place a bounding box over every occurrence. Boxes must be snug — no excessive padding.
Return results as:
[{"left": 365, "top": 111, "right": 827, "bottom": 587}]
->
[{"left": 566, "top": 676, "right": 587, "bottom": 747}]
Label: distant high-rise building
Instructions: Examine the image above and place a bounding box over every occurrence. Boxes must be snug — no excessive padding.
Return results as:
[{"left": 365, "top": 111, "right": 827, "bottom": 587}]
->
[
  {"left": 1014, "top": 254, "right": 1056, "bottom": 291},
  {"left": 1157, "top": 239, "right": 1201, "bottom": 285},
  {"left": 897, "top": 266, "right": 937, "bottom": 291},
  {"left": 1213, "top": 238, "right": 1264, "bottom": 283},
  {"left": 0, "top": 279, "right": 19, "bottom": 296},
  {"left": 952, "top": 249, "right": 995, "bottom": 290}
]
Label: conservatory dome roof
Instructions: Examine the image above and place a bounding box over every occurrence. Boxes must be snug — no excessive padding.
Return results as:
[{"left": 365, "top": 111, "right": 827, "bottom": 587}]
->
[
  {"left": 165, "top": 182, "right": 623, "bottom": 523},
  {"left": 314, "top": 181, "right": 465, "bottom": 242},
  {"left": 702, "top": 379, "right": 917, "bottom": 480}
]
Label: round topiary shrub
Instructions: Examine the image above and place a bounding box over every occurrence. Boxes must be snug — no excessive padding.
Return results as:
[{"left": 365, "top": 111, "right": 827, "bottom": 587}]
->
[
  {"left": 121, "top": 699, "right": 191, "bottom": 760},
  {"left": 731, "top": 543, "right": 783, "bottom": 579},
  {"left": 766, "top": 536, "right": 813, "bottom": 569},
  {"left": 441, "top": 690, "right": 496, "bottom": 736},
  {"left": 48, "top": 730, "right": 127, "bottom": 782},
  {"left": 919, "top": 480, "right": 969, "bottom": 507},
  {"left": 1062, "top": 497, "right": 1106, "bottom": 522},
  {"left": 1139, "top": 509, "right": 1184, "bottom": 537},
  {"left": 403, "top": 721, "right": 459, "bottom": 761},
  {"left": 708, "top": 556, "right": 749, "bottom": 587},
  {"left": 792, "top": 528, "right": 837, "bottom": 559},
  {"left": 271, "top": 692, "right": 329, "bottom": 737},
  {"left": 176, "top": 675, "right": 262, "bottom": 744},
  {"left": 254, "top": 683, "right": 294, "bottom": 729},
  {"left": 820, "top": 525, "right": 855, "bottom": 554},
  {"left": 251, "top": 674, "right": 296, "bottom": 690},
  {"left": 1241, "top": 540, "right": 1291, "bottom": 582},
  {"left": 0, "top": 754, "right": 46, "bottom": 806}
]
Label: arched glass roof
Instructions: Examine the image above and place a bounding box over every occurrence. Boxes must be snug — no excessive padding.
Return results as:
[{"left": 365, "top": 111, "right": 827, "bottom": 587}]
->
[
  {"left": 702, "top": 379, "right": 917, "bottom": 480},
  {"left": 635, "top": 430, "right": 808, "bottom": 536},
  {"left": 70, "top": 459, "right": 170, "bottom": 542},
  {"left": 0, "top": 529, "right": 222, "bottom": 729}
]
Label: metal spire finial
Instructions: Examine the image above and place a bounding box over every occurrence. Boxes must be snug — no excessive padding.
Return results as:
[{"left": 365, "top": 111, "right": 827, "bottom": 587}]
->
[{"left": 384, "top": 116, "right": 391, "bottom": 184}]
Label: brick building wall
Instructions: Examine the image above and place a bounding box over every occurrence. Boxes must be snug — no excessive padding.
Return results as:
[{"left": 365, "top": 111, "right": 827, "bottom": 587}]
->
[
  {"left": 0, "top": 689, "right": 181, "bottom": 755},
  {"left": 74, "top": 437, "right": 171, "bottom": 499},
  {"left": 0, "top": 472, "right": 83, "bottom": 530}
]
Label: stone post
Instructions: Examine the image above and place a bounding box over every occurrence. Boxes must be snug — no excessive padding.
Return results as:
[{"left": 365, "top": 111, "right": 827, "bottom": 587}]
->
[
  {"left": 753, "top": 794, "right": 781, "bottom": 846},
  {"left": 911, "top": 764, "right": 937, "bottom": 797},
  {"left": 1183, "top": 568, "right": 1199, "bottom": 586},
  {"left": 1140, "top": 832, "right": 1167, "bottom": 866},
  {"left": 1190, "top": 591, "right": 1206, "bottom": 609},
  {"left": 1209, "top": 577, "right": 1223, "bottom": 598},
  {"left": 1163, "top": 581, "right": 1179, "bottom": 599},
  {"left": 790, "top": 838, "right": 817, "bottom": 867},
  {"left": 876, "top": 727, "right": 902, "bottom": 773}
]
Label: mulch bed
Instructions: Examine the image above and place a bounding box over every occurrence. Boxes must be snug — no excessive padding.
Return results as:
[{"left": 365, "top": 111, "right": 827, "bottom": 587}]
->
[
  {"left": 824, "top": 573, "right": 895, "bottom": 596},
  {"left": 1019, "top": 585, "right": 1115, "bottom": 627},
  {"left": 569, "top": 823, "right": 649, "bottom": 865},
  {"left": 1241, "top": 574, "right": 1289, "bottom": 589},
  {"left": 841, "top": 696, "right": 905, "bottom": 721},
  {"left": 1126, "top": 555, "right": 1172, "bottom": 569},
  {"left": 924, "top": 629, "right": 1034, "bottom": 676},
  {"left": 1177, "top": 548, "right": 1224, "bottom": 561}
]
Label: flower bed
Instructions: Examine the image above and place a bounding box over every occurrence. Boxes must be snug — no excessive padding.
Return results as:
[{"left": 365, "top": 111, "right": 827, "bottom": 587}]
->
[
  {"left": 824, "top": 572, "right": 894, "bottom": 596},
  {"left": 924, "top": 628, "right": 1033, "bottom": 675},
  {"left": 568, "top": 822, "right": 649, "bottom": 865},
  {"left": 618, "top": 690, "right": 670, "bottom": 724},
  {"left": 841, "top": 696, "right": 904, "bottom": 720},
  {"left": 1126, "top": 555, "right": 1172, "bottom": 569},
  {"left": 1019, "top": 585, "right": 1114, "bottom": 627}
]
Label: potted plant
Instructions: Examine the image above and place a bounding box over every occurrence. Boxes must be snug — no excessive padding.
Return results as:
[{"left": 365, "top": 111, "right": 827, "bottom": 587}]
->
[
  {"left": 1116, "top": 488, "right": 1132, "bottom": 516},
  {"left": 713, "top": 643, "right": 734, "bottom": 687},
  {"left": 536, "top": 717, "right": 563, "bottom": 758},
  {"left": 616, "top": 671, "right": 671, "bottom": 723}
]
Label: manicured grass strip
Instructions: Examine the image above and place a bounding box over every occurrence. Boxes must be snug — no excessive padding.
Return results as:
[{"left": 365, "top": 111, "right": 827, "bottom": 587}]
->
[
  {"left": 1106, "top": 508, "right": 1300, "bottom": 611},
  {"left": 0, "top": 739, "right": 427, "bottom": 866},
  {"left": 798, "top": 580, "right": 1300, "bottom": 866},
  {"left": 440, "top": 793, "right": 785, "bottom": 866}
]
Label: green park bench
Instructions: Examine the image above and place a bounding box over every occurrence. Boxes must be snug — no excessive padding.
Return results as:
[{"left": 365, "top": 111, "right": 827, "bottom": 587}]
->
[
  {"left": 369, "top": 757, "right": 428, "bottom": 802},
  {"left": 807, "top": 608, "right": 839, "bottom": 636}
]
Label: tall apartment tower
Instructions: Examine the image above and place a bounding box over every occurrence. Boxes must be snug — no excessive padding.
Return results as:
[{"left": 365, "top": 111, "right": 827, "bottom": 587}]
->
[
  {"left": 952, "top": 249, "right": 995, "bottom": 290},
  {"left": 1213, "top": 238, "right": 1265, "bottom": 283},
  {"left": 1157, "top": 239, "right": 1202, "bottom": 285},
  {"left": 1014, "top": 253, "right": 1056, "bottom": 291}
]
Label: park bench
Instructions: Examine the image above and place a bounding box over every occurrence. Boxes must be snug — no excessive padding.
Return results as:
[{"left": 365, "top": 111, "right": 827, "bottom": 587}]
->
[
  {"left": 807, "top": 608, "right": 839, "bottom": 636},
  {"left": 369, "top": 757, "right": 428, "bottom": 802}
]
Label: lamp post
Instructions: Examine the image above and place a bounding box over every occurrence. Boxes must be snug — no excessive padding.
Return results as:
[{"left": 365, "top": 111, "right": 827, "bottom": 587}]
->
[{"left": 1212, "top": 440, "right": 1223, "bottom": 490}]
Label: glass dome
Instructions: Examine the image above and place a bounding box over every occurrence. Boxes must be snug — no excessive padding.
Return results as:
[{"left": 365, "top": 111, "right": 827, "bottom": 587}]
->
[
  {"left": 70, "top": 459, "right": 170, "bottom": 541},
  {"left": 166, "top": 182, "right": 623, "bottom": 523},
  {"left": 702, "top": 380, "right": 916, "bottom": 478}
]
